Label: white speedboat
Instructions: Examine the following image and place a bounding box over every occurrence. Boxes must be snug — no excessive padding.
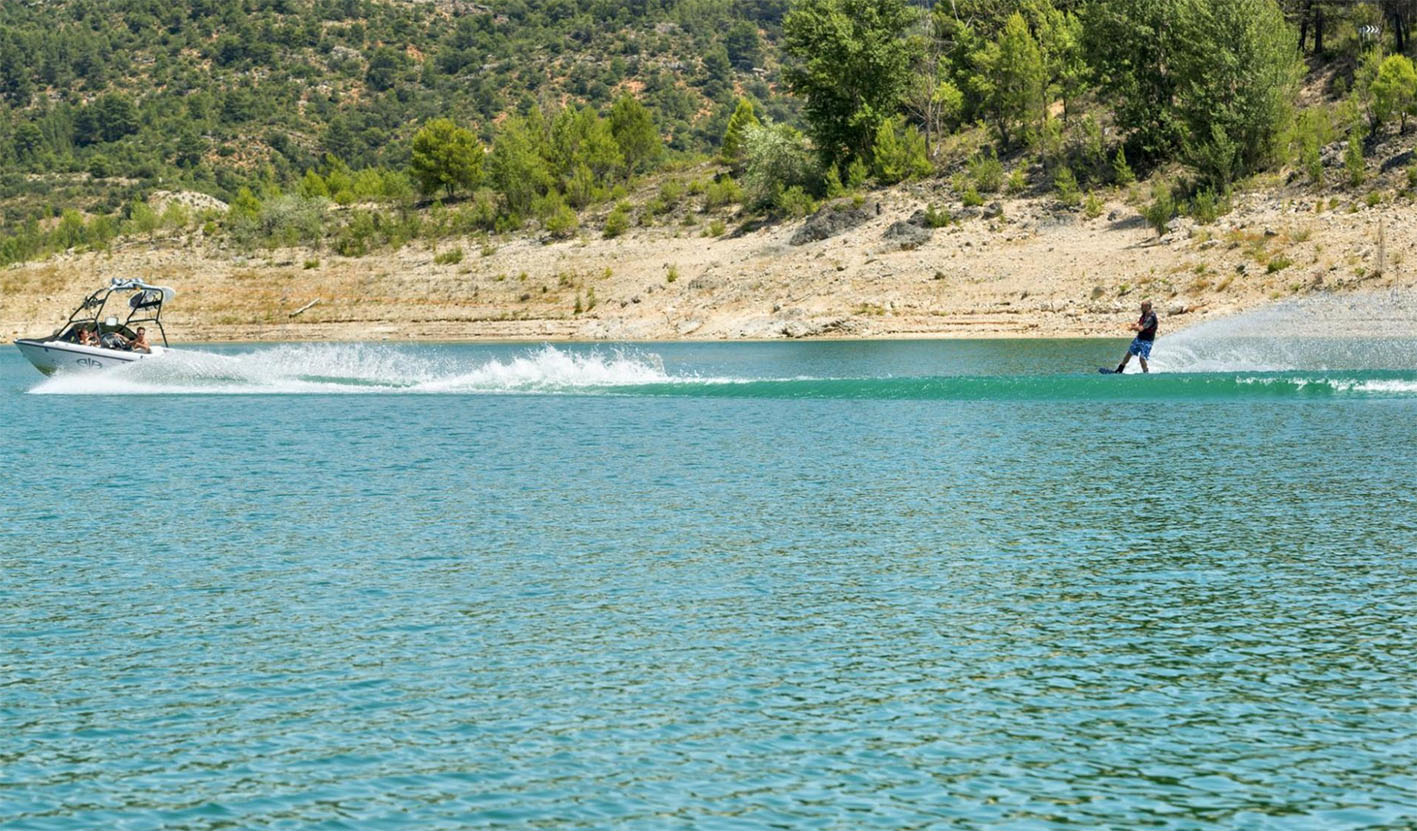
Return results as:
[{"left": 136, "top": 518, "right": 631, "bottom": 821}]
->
[{"left": 15, "top": 278, "right": 176, "bottom": 375}]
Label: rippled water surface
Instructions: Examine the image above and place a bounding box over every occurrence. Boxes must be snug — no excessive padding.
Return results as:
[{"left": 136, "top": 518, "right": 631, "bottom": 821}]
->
[{"left": 4, "top": 339, "right": 1416, "bottom": 830}]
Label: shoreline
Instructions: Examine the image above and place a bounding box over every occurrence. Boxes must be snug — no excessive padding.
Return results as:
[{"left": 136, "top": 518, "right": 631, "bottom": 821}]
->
[{"left": 5, "top": 185, "right": 1413, "bottom": 345}]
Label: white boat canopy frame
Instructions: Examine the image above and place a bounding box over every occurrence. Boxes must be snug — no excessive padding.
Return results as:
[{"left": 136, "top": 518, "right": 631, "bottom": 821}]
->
[{"left": 52, "top": 278, "right": 177, "bottom": 347}]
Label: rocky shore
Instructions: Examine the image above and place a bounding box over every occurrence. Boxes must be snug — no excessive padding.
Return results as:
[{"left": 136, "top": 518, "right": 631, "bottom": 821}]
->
[{"left": 4, "top": 182, "right": 1413, "bottom": 344}]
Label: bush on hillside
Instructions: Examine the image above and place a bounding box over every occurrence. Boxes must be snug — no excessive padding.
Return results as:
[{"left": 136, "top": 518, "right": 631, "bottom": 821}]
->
[{"left": 741, "top": 123, "right": 822, "bottom": 213}]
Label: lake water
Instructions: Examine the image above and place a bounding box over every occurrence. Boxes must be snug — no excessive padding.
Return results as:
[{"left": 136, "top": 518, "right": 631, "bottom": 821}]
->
[{"left": 4, "top": 337, "right": 1416, "bottom": 830}]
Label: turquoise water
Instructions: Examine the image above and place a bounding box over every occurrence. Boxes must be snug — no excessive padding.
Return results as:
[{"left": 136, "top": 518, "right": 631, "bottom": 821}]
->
[{"left": 4, "top": 339, "right": 1417, "bottom": 830}]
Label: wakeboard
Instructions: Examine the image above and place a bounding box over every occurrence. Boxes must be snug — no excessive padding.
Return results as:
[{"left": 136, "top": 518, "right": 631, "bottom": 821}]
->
[{"left": 1098, "top": 367, "right": 1121, "bottom": 374}]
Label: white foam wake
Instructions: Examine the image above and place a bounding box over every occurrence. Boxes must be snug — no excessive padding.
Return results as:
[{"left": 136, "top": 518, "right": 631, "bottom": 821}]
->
[
  {"left": 1151, "top": 289, "right": 1417, "bottom": 373},
  {"left": 29, "top": 344, "right": 681, "bottom": 395}
]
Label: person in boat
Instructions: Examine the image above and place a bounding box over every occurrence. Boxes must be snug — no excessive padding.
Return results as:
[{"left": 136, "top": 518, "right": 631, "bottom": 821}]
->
[
  {"left": 1113, "top": 300, "right": 1158, "bottom": 374},
  {"left": 130, "top": 327, "right": 151, "bottom": 353},
  {"left": 76, "top": 326, "right": 98, "bottom": 346}
]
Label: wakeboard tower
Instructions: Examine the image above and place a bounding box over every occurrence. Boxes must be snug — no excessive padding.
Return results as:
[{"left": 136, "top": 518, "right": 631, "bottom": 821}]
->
[{"left": 14, "top": 278, "right": 176, "bottom": 376}]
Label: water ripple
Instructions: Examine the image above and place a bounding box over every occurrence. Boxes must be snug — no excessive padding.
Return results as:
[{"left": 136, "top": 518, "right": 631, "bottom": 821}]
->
[{"left": 3, "top": 343, "right": 1415, "bottom": 829}]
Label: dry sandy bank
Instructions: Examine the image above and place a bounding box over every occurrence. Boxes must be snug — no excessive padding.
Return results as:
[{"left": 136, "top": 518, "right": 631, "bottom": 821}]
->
[{"left": 4, "top": 184, "right": 1414, "bottom": 345}]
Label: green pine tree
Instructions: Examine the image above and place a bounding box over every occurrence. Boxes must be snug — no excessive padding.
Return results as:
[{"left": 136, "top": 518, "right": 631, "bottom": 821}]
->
[
  {"left": 409, "top": 118, "right": 484, "bottom": 199},
  {"left": 720, "top": 98, "right": 761, "bottom": 170}
]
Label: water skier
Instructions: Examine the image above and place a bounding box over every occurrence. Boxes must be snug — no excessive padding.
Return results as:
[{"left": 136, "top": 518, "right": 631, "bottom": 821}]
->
[{"left": 1114, "top": 301, "right": 1158, "bottom": 374}]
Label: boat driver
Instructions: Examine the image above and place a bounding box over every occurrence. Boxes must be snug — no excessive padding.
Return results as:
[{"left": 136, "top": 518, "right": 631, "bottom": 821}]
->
[{"left": 130, "top": 327, "right": 151, "bottom": 353}]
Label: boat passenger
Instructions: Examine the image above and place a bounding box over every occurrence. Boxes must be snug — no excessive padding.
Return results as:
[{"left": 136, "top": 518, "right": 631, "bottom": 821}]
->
[
  {"left": 130, "top": 327, "right": 151, "bottom": 353},
  {"left": 77, "top": 327, "right": 99, "bottom": 346}
]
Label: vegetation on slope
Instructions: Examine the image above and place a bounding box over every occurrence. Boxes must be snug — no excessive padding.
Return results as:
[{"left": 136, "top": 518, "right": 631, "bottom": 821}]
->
[{"left": 1, "top": 0, "right": 1416, "bottom": 270}]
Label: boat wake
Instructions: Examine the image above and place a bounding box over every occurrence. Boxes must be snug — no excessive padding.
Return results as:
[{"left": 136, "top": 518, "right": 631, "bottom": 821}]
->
[
  {"left": 24, "top": 342, "right": 1417, "bottom": 400},
  {"left": 29, "top": 343, "right": 686, "bottom": 395}
]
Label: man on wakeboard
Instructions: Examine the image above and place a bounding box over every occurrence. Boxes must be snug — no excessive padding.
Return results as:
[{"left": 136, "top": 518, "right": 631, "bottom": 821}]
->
[{"left": 1114, "top": 301, "right": 1158, "bottom": 374}]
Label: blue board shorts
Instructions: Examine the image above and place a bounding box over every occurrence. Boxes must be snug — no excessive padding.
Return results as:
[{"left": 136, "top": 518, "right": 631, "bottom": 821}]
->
[{"left": 1128, "top": 338, "right": 1153, "bottom": 359}]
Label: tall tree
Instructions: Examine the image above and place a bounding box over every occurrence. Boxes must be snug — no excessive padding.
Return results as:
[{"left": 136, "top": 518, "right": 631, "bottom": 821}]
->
[
  {"left": 1083, "top": 0, "right": 1183, "bottom": 160},
  {"left": 608, "top": 94, "right": 662, "bottom": 175},
  {"left": 487, "top": 113, "right": 554, "bottom": 217},
  {"left": 1380, "top": 0, "right": 1416, "bottom": 53},
  {"left": 903, "top": 9, "right": 963, "bottom": 162},
  {"left": 1172, "top": 0, "right": 1302, "bottom": 186},
  {"left": 782, "top": 0, "right": 919, "bottom": 170},
  {"left": 409, "top": 118, "right": 484, "bottom": 198},
  {"left": 971, "top": 12, "right": 1047, "bottom": 147},
  {"left": 721, "top": 97, "right": 762, "bottom": 169}
]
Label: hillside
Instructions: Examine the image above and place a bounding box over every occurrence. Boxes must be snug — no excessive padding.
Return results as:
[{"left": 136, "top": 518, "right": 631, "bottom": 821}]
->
[
  {"left": 3, "top": 0, "right": 1417, "bottom": 344},
  {"left": 0, "top": 0, "right": 790, "bottom": 206},
  {"left": 5, "top": 162, "right": 1414, "bottom": 344}
]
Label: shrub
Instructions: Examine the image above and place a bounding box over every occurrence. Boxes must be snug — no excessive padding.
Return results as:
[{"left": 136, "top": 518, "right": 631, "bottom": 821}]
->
[
  {"left": 961, "top": 186, "right": 984, "bottom": 207},
  {"left": 239, "top": 194, "right": 328, "bottom": 249},
  {"left": 742, "top": 123, "right": 821, "bottom": 212},
  {"left": 923, "top": 204, "right": 951, "bottom": 227},
  {"left": 543, "top": 199, "right": 579, "bottom": 238},
  {"left": 845, "top": 157, "right": 869, "bottom": 190},
  {"left": 564, "top": 163, "right": 602, "bottom": 208},
  {"left": 1054, "top": 166, "right": 1081, "bottom": 207},
  {"left": 1113, "top": 147, "right": 1136, "bottom": 186},
  {"left": 1188, "top": 188, "right": 1228, "bottom": 224},
  {"left": 86, "top": 214, "right": 117, "bottom": 250},
  {"left": 1370, "top": 54, "right": 1417, "bottom": 132},
  {"left": 127, "top": 200, "right": 159, "bottom": 237},
  {"left": 778, "top": 185, "right": 816, "bottom": 218},
  {"left": 1267, "top": 256, "right": 1292, "bottom": 273},
  {"left": 299, "top": 169, "right": 330, "bottom": 199},
  {"left": 1083, "top": 192, "right": 1103, "bottom": 219},
  {"left": 455, "top": 189, "right": 500, "bottom": 232},
  {"left": 666, "top": 265, "right": 679, "bottom": 282},
  {"left": 434, "top": 247, "right": 464, "bottom": 265},
  {"left": 334, "top": 210, "right": 377, "bottom": 257},
  {"left": 659, "top": 179, "right": 686, "bottom": 205},
  {"left": 1292, "top": 108, "right": 1331, "bottom": 185},
  {"left": 707, "top": 219, "right": 726, "bottom": 236},
  {"left": 969, "top": 151, "right": 1004, "bottom": 193},
  {"left": 704, "top": 176, "right": 743, "bottom": 209},
  {"left": 161, "top": 202, "right": 190, "bottom": 230},
  {"left": 1301, "top": 138, "right": 1323, "bottom": 186},
  {"left": 1143, "top": 180, "right": 1176, "bottom": 237},
  {"left": 1006, "top": 168, "right": 1027, "bottom": 194},
  {"left": 871, "top": 117, "right": 931, "bottom": 184},
  {"left": 1345, "top": 129, "right": 1367, "bottom": 186},
  {"left": 603, "top": 202, "right": 630, "bottom": 238}
]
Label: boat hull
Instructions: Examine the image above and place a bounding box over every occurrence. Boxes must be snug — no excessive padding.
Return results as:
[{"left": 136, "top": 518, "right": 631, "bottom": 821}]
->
[{"left": 14, "top": 339, "right": 150, "bottom": 376}]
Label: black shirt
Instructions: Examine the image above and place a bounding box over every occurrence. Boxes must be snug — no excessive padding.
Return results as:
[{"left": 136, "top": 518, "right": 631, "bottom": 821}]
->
[{"left": 1136, "top": 311, "right": 1158, "bottom": 342}]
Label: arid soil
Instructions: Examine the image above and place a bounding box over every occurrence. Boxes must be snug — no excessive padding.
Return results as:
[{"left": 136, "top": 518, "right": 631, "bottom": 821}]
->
[{"left": 4, "top": 181, "right": 1414, "bottom": 344}]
